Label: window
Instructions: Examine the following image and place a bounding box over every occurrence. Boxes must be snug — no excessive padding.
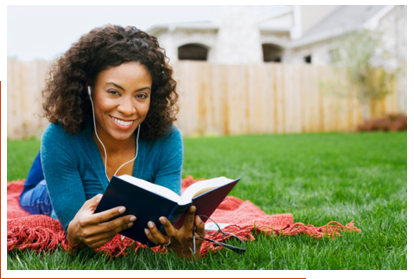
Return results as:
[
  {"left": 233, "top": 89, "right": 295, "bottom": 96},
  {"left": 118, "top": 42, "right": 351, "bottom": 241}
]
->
[
  {"left": 178, "top": 44, "right": 208, "bottom": 61},
  {"left": 262, "top": 44, "right": 284, "bottom": 62},
  {"left": 304, "top": 55, "right": 312, "bottom": 64}
]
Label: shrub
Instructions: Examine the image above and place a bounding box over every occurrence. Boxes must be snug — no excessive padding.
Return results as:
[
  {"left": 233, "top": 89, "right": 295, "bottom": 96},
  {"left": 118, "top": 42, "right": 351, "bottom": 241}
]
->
[{"left": 357, "top": 113, "right": 407, "bottom": 132}]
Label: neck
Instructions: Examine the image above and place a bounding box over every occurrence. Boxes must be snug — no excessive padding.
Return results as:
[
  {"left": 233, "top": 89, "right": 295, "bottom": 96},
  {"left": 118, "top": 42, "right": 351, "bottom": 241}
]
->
[
  {"left": 93, "top": 131, "right": 136, "bottom": 155},
  {"left": 92, "top": 126, "right": 140, "bottom": 182}
]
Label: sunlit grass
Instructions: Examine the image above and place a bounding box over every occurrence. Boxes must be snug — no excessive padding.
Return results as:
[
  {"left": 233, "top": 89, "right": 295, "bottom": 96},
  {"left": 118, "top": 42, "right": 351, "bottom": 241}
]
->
[{"left": 7, "top": 132, "right": 407, "bottom": 269}]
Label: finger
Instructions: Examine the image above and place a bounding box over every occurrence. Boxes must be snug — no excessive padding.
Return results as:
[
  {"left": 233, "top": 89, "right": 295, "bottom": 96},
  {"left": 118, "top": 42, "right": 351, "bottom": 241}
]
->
[
  {"left": 84, "top": 233, "right": 118, "bottom": 249},
  {"left": 144, "top": 227, "right": 159, "bottom": 245},
  {"left": 85, "top": 215, "right": 135, "bottom": 237},
  {"left": 159, "top": 217, "right": 177, "bottom": 238},
  {"left": 195, "top": 215, "right": 205, "bottom": 238},
  {"left": 183, "top": 205, "right": 196, "bottom": 231},
  {"left": 81, "top": 206, "right": 128, "bottom": 227},
  {"left": 146, "top": 221, "right": 168, "bottom": 245}
]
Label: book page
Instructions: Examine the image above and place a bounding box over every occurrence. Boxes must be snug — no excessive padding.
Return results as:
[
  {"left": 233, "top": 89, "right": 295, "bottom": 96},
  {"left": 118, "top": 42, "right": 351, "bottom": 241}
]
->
[
  {"left": 118, "top": 175, "right": 181, "bottom": 202},
  {"left": 180, "top": 177, "right": 235, "bottom": 204}
]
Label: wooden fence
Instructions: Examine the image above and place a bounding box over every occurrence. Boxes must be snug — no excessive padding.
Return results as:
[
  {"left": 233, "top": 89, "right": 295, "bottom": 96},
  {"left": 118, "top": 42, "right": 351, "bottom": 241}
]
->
[{"left": 7, "top": 59, "right": 400, "bottom": 139}]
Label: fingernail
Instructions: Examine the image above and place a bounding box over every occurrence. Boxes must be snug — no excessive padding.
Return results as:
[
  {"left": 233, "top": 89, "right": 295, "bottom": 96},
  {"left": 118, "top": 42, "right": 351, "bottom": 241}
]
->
[
  {"left": 128, "top": 222, "right": 133, "bottom": 228},
  {"left": 148, "top": 221, "right": 154, "bottom": 229},
  {"left": 119, "top": 207, "right": 126, "bottom": 214},
  {"left": 197, "top": 215, "right": 202, "bottom": 224},
  {"left": 144, "top": 228, "right": 149, "bottom": 235},
  {"left": 160, "top": 218, "right": 166, "bottom": 225},
  {"left": 130, "top": 216, "right": 137, "bottom": 222}
]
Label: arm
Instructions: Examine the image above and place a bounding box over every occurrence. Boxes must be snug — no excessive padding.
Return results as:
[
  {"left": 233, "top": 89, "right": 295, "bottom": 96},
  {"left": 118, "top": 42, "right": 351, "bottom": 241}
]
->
[
  {"left": 147, "top": 127, "right": 206, "bottom": 258},
  {"left": 41, "top": 124, "right": 88, "bottom": 233},
  {"left": 41, "top": 124, "right": 135, "bottom": 248},
  {"left": 153, "top": 126, "right": 184, "bottom": 195}
]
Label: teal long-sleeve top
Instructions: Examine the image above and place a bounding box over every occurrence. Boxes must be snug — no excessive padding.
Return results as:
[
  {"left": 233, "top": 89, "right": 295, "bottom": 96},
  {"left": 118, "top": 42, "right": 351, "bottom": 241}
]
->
[{"left": 40, "top": 120, "right": 183, "bottom": 234}]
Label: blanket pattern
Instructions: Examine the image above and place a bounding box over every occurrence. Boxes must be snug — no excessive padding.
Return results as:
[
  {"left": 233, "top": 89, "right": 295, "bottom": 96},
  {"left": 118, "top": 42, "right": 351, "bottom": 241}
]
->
[{"left": 7, "top": 177, "right": 361, "bottom": 257}]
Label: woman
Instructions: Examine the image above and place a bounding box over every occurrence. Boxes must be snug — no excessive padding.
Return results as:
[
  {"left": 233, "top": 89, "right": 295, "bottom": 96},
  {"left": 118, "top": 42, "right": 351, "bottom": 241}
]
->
[{"left": 19, "top": 25, "right": 205, "bottom": 259}]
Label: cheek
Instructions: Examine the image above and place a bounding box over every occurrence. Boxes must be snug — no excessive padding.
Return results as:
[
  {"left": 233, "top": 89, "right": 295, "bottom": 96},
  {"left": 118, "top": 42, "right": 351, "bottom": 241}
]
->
[{"left": 94, "top": 97, "right": 113, "bottom": 113}]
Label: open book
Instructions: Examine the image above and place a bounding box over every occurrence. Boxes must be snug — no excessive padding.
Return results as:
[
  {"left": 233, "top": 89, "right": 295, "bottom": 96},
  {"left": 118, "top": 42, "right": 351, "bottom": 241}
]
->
[{"left": 95, "top": 175, "right": 240, "bottom": 245}]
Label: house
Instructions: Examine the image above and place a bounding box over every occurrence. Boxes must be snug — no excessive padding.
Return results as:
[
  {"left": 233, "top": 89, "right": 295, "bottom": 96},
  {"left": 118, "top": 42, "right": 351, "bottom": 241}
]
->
[{"left": 146, "top": 5, "right": 407, "bottom": 112}]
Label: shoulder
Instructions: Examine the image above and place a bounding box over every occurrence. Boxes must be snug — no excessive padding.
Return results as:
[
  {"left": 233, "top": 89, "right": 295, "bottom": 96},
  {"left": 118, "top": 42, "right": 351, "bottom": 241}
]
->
[
  {"left": 43, "top": 121, "right": 91, "bottom": 139},
  {"left": 42, "top": 122, "right": 91, "bottom": 149},
  {"left": 166, "top": 125, "right": 182, "bottom": 141},
  {"left": 42, "top": 122, "right": 70, "bottom": 142},
  {"left": 144, "top": 125, "right": 183, "bottom": 159},
  {"left": 156, "top": 125, "right": 183, "bottom": 147},
  {"left": 41, "top": 122, "right": 93, "bottom": 165}
]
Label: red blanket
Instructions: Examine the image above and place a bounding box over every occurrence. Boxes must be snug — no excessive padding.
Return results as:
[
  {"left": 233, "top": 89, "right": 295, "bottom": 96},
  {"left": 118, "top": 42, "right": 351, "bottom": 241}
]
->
[{"left": 7, "top": 178, "right": 360, "bottom": 257}]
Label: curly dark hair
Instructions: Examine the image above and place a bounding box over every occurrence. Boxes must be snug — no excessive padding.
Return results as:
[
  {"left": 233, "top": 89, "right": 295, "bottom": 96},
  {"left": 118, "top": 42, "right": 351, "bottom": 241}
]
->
[{"left": 42, "top": 25, "right": 178, "bottom": 139}]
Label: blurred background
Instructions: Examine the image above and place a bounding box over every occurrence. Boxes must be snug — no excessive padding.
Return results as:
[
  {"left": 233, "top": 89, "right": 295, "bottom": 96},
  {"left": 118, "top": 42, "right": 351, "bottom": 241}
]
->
[{"left": 7, "top": 5, "right": 407, "bottom": 139}]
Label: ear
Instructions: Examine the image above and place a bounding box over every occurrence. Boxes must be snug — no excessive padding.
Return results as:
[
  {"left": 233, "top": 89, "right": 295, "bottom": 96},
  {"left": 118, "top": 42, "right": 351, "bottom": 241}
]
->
[{"left": 85, "top": 80, "right": 93, "bottom": 96}]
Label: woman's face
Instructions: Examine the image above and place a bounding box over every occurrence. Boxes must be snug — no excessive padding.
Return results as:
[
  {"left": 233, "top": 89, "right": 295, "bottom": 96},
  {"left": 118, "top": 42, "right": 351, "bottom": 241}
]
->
[{"left": 92, "top": 61, "right": 152, "bottom": 143}]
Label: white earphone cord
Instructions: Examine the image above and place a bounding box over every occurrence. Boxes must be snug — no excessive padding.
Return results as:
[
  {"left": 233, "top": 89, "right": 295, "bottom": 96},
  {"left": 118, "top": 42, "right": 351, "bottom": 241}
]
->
[{"left": 88, "top": 86, "right": 139, "bottom": 182}]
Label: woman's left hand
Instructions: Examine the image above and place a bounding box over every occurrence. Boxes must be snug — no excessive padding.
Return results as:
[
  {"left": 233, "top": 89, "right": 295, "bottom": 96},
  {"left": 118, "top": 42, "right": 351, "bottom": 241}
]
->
[{"left": 144, "top": 205, "right": 205, "bottom": 259}]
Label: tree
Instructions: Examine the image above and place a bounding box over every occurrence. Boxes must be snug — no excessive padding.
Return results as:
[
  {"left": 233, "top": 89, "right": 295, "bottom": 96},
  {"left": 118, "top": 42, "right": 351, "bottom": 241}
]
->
[{"left": 331, "top": 29, "right": 397, "bottom": 120}]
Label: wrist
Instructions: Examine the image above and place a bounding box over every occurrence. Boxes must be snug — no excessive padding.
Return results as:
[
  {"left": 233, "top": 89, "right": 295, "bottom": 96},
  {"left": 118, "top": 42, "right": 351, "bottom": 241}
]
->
[{"left": 67, "top": 220, "right": 83, "bottom": 248}]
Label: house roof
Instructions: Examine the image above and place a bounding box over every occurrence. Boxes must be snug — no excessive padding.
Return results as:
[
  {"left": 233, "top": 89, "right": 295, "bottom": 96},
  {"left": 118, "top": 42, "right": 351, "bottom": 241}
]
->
[
  {"left": 147, "top": 19, "right": 291, "bottom": 35},
  {"left": 288, "top": 5, "right": 391, "bottom": 48},
  {"left": 146, "top": 21, "right": 219, "bottom": 35}
]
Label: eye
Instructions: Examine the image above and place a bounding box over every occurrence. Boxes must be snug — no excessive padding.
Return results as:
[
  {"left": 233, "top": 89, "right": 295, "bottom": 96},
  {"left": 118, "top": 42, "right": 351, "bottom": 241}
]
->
[
  {"left": 136, "top": 93, "right": 148, "bottom": 99},
  {"left": 108, "top": 90, "right": 120, "bottom": 96}
]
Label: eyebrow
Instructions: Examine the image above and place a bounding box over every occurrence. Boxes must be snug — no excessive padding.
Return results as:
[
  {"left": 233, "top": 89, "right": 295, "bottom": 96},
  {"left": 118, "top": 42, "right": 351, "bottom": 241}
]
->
[{"left": 106, "top": 82, "right": 151, "bottom": 92}]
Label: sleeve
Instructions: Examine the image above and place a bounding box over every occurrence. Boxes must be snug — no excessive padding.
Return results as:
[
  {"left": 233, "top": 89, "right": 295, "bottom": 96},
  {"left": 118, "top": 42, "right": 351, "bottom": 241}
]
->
[
  {"left": 40, "top": 124, "right": 87, "bottom": 235},
  {"left": 153, "top": 126, "right": 183, "bottom": 195}
]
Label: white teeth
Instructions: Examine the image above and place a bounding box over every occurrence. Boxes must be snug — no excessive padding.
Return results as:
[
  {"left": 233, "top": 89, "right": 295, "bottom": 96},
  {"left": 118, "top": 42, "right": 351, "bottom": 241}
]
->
[{"left": 111, "top": 116, "right": 133, "bottom": 126}]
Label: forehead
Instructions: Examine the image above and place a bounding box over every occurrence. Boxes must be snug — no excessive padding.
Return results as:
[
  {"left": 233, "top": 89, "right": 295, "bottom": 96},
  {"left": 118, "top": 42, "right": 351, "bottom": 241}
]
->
[{"left": 96, "top": 62, "right": 152, "bottom": 86}]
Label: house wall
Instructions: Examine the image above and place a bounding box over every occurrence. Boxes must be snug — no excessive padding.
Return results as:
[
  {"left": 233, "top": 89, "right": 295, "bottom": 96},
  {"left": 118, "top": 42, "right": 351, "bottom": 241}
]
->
[
  {"left": 214, "top": 6, "right": 263, "bottom": 64},
  {"left": 260, "top": 30, "right": 290, "bottom": 48},
  {"left": 376, "top": 5, "right": 407, "bottom": 113},
  {"left": 284, "top": 38, "right": 336, "bottom": 65},
  {"left": 156, "top": 29, "right": 218, "bottom": 63}
]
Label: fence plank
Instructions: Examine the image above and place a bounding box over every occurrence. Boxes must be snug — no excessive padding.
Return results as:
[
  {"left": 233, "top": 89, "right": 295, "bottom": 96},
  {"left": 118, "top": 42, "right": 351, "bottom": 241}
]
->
[{"left": 7, "top": 59, "right": 402, "bottom": 139}]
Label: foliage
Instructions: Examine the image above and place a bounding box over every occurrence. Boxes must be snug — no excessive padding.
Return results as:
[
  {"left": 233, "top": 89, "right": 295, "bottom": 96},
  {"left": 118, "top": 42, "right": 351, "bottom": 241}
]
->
[
  {"left": 357, "top": 113, "right": 407, "bottom": 132},
  {"left": 331, "top": 29, "right": 399, "bottom": 120},
  {"left": 7, "top": 132, "right": 407, "bottom": 270}
]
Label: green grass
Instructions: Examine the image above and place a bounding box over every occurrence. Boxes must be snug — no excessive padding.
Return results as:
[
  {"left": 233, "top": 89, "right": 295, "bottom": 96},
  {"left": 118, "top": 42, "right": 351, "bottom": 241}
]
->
[{"left": 7, "top": 132, "right": 407, "bottom": 269}]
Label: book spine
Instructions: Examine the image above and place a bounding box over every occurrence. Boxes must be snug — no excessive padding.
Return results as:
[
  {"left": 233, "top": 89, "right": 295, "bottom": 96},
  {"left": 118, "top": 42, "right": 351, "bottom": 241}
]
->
[{"left": 166, "top": 204, "right": 180, "bottom": 222}]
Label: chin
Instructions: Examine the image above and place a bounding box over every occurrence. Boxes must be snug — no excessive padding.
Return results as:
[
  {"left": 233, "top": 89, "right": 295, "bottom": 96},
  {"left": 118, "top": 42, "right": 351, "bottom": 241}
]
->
[{"left": 110, "top": 129, "right": 138, "bottom": 141}]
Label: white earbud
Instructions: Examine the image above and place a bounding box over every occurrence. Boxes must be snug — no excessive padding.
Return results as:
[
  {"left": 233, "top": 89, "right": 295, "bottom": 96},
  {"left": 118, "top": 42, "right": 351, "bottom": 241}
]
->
[{"left": 88, "top": 86, "right": 92, "bottom": 96}]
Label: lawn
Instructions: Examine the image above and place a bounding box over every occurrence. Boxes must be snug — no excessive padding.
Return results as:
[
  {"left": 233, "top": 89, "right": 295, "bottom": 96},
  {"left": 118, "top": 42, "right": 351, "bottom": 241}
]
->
[{"left": 7, "top": 132, "right": 407, "bottom": 270}]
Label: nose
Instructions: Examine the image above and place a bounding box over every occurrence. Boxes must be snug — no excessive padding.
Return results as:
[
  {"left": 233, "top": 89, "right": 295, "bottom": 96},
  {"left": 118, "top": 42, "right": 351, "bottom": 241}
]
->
[{"left": 117, "top": 96, "right": 136, "bottom": 116}]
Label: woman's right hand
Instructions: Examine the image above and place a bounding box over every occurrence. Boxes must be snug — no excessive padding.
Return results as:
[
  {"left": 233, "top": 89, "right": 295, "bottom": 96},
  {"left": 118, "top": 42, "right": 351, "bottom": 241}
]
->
[{"left": 67, "top": 194, "right": 136, "bottom": 249}]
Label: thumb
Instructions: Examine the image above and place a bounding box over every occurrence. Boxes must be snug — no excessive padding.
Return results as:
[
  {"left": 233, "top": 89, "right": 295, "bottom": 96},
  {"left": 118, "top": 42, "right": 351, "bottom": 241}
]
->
[
  {"left": 93, "top": 193, "right": 103, "bottom": 202},
  {"left": 85, "top": 193, "right": 103, "bottom": 211}
]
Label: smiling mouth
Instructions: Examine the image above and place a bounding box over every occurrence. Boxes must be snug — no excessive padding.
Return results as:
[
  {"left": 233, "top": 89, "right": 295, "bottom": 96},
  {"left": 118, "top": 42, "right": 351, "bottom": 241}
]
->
[{"left": 110, "top": 116, "right": 135, "bottom": 127}]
